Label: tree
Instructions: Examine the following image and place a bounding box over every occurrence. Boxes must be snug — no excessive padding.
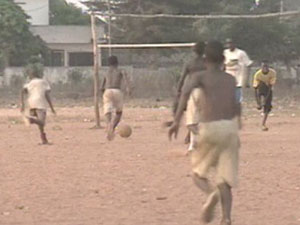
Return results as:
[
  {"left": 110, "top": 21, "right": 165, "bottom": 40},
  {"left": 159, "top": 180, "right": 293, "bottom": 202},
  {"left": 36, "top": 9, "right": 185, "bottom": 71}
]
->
[
  {"left": 0, "top": 0, "right": 47, "bottom": 67},
  {"left": 87, "top": 0, "right": 300, "bottom": 63},
  {"left": 50, "top": 0, "right": 90, "bottom": 25}
]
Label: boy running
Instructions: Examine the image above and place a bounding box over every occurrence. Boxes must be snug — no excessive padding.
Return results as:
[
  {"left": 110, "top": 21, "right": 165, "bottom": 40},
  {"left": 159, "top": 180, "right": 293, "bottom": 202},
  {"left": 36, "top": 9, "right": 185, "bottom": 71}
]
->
[
  {"left": 20, "top": 63, "right": 56, "bottom": 145},
  {"left": 166, "top": 41, "right": 205, "bottom": 150},
  {"left": 253, "top": 61, "right": 276, "bottom": 131},
  {"left": 169, "top": 41, "right": 241, "bottom": 225},
  {"left": 100, "top": 56, "right": 130, "bottom": 141}
]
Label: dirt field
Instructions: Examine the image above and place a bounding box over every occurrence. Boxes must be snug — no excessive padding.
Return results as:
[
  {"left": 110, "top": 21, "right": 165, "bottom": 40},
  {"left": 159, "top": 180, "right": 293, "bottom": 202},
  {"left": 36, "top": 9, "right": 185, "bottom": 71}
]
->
[{"left": 0, "top": 104, "right": 300, "bottom": 225}]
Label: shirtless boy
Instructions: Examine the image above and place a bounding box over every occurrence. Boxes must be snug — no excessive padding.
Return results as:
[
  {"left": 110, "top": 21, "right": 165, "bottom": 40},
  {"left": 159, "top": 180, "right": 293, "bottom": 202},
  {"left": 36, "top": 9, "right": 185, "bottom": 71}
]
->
[
  {"left": 100, "top": 56, "right": 130, "bottom": 140},
  {"left": 169, "top": 41, "right": 241, "bottom": 225}
]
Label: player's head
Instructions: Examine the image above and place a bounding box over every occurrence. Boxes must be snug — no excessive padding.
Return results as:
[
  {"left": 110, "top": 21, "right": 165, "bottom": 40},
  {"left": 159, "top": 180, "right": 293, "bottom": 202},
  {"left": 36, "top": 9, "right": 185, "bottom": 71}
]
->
[
  {"left": 193, "top": 41, "right": 205, "bottom": 56},
  {"left": 261, "top": 60, "right": 269, "bottom": 74},
  {"left": 26, "top": 63, "right": 43, "bottom": 79},
  {"left": 225, "top": 38, "right": 235, "bottom": 51},
  {"left": 108, "top": 55, "right": 118, "bottom": 67},
  {"left": 204, "top": 40, "right": 225, "bottom": 65}
]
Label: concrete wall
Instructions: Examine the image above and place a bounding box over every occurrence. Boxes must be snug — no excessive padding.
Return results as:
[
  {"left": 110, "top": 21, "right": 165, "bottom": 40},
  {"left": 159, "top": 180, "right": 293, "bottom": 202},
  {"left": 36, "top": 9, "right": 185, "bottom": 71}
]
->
[
  {"left": 15, "top": 0, "right": 49, "bottom": 25},
  {"left": 1, "top": 65, "right": 299, "bottom": 99},
  {"left": 0, "top": 66, "right": 179, "bottom": 98}
]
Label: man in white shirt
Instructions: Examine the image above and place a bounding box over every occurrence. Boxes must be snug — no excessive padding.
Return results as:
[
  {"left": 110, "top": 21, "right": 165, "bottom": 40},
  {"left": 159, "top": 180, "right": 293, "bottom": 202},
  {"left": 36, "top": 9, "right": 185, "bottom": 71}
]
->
[
  {"left": 21, "top": 63, "right": 56, "bottom": 144},
  {"left": 224, "top": 38, "right": 253, "bottom": 103}
]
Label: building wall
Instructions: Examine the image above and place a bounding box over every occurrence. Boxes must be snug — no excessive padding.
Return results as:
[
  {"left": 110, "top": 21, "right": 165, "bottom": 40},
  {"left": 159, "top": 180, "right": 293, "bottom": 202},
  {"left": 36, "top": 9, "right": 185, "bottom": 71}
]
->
[
  {"left": 47, "top": 43, "right": 100, "bottom": 67},
  {"left": 15, "top": 0, "right": 49, "bottom": 25}
]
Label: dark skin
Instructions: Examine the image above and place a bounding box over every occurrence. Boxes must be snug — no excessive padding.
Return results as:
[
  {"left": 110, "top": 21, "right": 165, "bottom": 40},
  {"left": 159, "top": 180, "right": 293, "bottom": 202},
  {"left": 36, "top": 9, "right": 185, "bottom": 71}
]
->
[
  {"left": 169, "top": 62, "right": 241, "bottom": 140},
  {"left": 100, "top": 65, "right": 130, "bottom": 140},
  {"left": 169, "top": 59, "right": 241, "bottom": 225},
  {"left": 20, "top": 76, "right": 56, "bottom": 144},
  {"left": 168, "top": 53, "right": 205, "bottom": 145},
  {"left": 254, "top": 63, "right": 272, "bottom": 130}
]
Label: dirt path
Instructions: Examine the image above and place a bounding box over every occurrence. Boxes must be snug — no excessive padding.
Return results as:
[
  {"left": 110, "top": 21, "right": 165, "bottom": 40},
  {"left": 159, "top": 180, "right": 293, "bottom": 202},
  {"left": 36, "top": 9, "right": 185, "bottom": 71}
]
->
[{"left": 0, "top": 107, "right": 300, "bottom": 225}]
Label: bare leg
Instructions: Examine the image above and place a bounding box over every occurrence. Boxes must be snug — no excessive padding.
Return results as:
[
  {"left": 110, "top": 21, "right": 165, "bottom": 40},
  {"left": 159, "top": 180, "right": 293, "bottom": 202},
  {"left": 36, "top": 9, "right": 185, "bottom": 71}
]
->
[
  {"left": 29, "top": 110, "right": 48, "bottom": 144},
  {"left": 262, "top": 112, "right": 269, "bottom": 131},
  {"left": 192, "top": 174, "right": 213, "bottom": 194},
  {"left": 112, "top": 111, "right": 122, "bottom": 130},
  {"left": 218, "top": 182, "right": 232, "bottom": 225},
  {"left": 184, "top": 131, "right": 190, "bottom": 144},
  {"left": 192, "top": 174, "right": 219, "bottom": 223},
  {"left": 105, "top": 112, "right": 114, "bottom": 141}
]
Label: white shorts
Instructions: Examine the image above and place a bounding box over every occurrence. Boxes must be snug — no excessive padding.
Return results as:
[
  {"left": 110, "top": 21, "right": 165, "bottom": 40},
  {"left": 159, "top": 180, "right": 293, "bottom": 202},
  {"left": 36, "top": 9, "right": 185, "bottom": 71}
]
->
[
  {"left": 103, "top": 89, "right": 124, "bottom": 115},
  {"left": 191, "top": 119, "right": 240, "bottom": 187},
  {"left": 186, "top": 88, "right": 204, "bottom": 126}
]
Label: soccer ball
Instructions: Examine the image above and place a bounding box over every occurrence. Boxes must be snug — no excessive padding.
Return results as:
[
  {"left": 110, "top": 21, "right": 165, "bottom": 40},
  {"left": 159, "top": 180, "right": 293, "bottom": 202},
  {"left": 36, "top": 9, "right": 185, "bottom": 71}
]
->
[{"left": 118, "top": 124, "right": 132, "bottom": 138}]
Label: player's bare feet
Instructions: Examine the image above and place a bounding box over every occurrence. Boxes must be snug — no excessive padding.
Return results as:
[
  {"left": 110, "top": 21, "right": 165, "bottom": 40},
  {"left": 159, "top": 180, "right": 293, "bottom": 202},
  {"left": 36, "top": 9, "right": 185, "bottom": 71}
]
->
[
  {"left": 184, "top": 132, "right": 190, "bottom": 144},
  {"left": 185, "top": 149, "right": 193, "bottom": 156},
  {"left": 262, "top": 125, "right": 269, "bottom": 131},
  {"left": 107, "top": 125, "right": 115, "bottom": 141},
  {"left": 220, "top": 219, "right": 231, "bottom": 225},
  {"left": 162, "top": 121, "right": 173, "bottom": 127},
  {"left": 201, "top": 192, "right": 219, "bottom": 223},
  {"left": 22, "top": 116, "right": 31, "bottom": 126},
  {"left": 41, "top": 133, "right": 49, "bottom": 145}
]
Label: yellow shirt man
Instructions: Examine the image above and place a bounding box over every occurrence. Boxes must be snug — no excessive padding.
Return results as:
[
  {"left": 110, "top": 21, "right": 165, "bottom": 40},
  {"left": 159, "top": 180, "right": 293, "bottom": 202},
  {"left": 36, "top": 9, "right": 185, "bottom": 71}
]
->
[
  {"left": 252, "top": 63, "right": 276, "bottom": 131},
  {"left": 253, "top": 68, "right": 276, "bottom": 88}
]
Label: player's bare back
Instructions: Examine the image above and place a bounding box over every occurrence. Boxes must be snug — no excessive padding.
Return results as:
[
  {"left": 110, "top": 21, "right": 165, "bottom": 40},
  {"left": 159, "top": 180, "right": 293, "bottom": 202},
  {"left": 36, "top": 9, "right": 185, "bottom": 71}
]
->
[
  {"left": 182, "top": 69, "right": 239, "bottom": 123},
  {"left": 104, "top": 68, "right": 125, "bottom": 89}
]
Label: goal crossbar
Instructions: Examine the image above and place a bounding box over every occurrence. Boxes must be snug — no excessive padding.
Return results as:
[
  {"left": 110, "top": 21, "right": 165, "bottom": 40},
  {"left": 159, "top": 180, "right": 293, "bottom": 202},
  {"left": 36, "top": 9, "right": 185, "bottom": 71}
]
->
[
  {"left": 94, "top": 10, "right": 300, "bottom": 19},
  {"left": 98, "top": 43, "right": 195, "bottom": 49}
]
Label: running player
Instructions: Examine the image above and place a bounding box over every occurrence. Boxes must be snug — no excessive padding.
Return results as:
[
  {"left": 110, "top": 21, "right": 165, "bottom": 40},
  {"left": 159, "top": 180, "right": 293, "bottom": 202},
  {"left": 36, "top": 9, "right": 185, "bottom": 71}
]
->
[
  {"left": 253, "top": 60, "right": 276, "bottom": 131},
  {"left": 169, "top": 41, "right": 241, "bottom": 225},
  {"left": 21, "top": 63, "right": 56, "bottom": 144},
  {"left": 100, "top": 56, "right": 130, "bottom": 140}
]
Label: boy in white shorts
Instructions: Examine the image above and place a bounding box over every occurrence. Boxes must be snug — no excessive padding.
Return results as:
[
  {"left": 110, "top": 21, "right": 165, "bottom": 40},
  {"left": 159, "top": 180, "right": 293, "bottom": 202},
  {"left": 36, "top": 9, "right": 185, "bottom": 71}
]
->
[
  {"left": 169, "top": 41, "right": 241, "bottom": 225},
  {"left": 100, "top": 56, "right": 130, "bottom": 140},
  {"left": 21, "top": 63, "right": 56, "bottom": 144}
]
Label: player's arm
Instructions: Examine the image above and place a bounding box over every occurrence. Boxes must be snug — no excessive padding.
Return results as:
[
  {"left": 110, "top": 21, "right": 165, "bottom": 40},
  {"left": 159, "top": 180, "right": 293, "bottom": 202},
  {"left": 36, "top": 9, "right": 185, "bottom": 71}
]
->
[
  {"left": 177, "top": 66, "right": 189, "bottom": 95},
  {"left": 169, "top": 75, "right": 199, "bottom": 140},
  {"left": 20, "top": 88, "right": 27, "bottom": 112},
  {"left": 172, "top": 66, "right": 189, "bottom": 115},
  {"left": 270, "top": 70, "right": 277, "bottom": 87},
  {"left": 253, "top": 71, "right": 262, "bottom": 109},
  {"left": 100, "top": 76, "right": 106, "bottom": 95},
  {"left": 45, "top": 90, "right": 56, "bottom": 114}
]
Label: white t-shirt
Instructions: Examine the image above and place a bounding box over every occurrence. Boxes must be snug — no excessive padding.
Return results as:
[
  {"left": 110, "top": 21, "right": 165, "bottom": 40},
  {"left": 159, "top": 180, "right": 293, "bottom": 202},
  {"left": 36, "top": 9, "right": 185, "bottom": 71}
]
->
[
  {"left": 224, "top": 48, "right": 252, "bottom": 87},
  {"left": 24, "top": 78, "right": 51, "bottom": 109}
]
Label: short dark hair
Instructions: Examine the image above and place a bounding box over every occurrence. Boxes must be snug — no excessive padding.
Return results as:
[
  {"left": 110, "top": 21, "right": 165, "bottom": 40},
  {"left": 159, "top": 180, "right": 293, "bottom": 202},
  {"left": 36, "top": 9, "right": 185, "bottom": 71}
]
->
[
  {"left": 204, "top": 41, "right": 224, "bottom": 64},
  {"left": 108, "top": 55, "right": 118, "bottom": 66},
  {"left": 193, "top": 41, "right": 205, "bottom": 55}
]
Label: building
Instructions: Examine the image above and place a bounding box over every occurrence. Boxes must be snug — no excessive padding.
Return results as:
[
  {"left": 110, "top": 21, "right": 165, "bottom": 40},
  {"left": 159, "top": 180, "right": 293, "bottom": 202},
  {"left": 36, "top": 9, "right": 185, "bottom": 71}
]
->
[
  {"left": 30, "top": 25, "right": 104, "bottom": 67},
  {"left": 15, "top": 0, "right": 105, "bottom": 67}
]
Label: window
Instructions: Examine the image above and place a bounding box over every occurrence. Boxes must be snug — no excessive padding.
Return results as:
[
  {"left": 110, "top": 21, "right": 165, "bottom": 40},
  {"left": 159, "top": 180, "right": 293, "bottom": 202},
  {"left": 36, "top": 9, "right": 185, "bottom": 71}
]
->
[
  {"left": 46, "top": 50, "right": 64, "bottom": 67},
  {"left": 69, "top": 52, "right": 93, "bottom": 67}
]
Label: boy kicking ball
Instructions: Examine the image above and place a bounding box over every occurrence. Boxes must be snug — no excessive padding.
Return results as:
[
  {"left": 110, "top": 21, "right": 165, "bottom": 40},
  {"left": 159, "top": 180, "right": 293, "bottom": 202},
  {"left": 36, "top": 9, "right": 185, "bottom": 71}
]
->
[
  {"left": 253, "top": 61, "right": 276, "bottom": 131},
  {"left": 20, "top": 62, "right": 56, "bottom": 144},
  {"left": 100, "top": 56, "right": 130, "bottom": 141},
  {"left": 169, "top": 41, "right": 241, "bottom": 225}
]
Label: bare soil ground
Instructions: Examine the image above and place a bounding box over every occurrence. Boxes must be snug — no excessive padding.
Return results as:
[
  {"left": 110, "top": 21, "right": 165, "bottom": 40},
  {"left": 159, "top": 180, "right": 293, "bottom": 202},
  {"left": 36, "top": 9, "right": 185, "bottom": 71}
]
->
[{"left": 0, "top": 103, "right": 300, "bottom": 225}]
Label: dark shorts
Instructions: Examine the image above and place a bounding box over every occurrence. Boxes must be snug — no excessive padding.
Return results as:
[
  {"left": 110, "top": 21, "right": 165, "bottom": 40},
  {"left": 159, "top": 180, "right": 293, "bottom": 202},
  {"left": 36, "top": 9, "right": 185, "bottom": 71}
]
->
[{"left": 257, "top": 83, "right": 272, "bottom": 113}]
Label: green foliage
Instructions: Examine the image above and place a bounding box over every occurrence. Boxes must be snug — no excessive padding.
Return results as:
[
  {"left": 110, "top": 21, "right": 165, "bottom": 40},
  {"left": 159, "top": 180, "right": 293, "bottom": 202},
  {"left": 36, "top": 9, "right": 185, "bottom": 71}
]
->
[
  {"left": 24, "top": 62, "right": 44, "bottom": 79},
  {"left": 50, "top": 0, "right": 90, "bottom": 25},
  {"left": 0, "top": 0, "right": 48, "bottom": 67},
  {"left": 110, "top": 0, "right": 300, "bottom": 62}
]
